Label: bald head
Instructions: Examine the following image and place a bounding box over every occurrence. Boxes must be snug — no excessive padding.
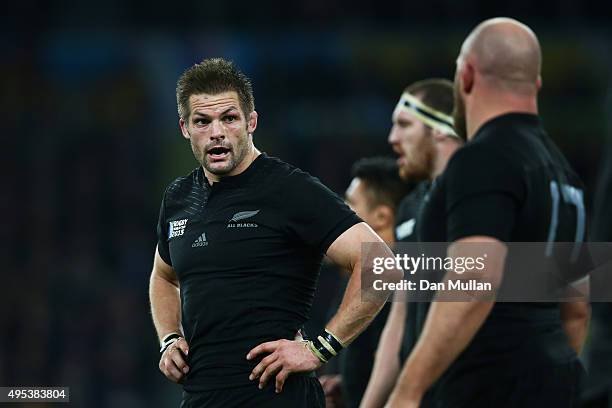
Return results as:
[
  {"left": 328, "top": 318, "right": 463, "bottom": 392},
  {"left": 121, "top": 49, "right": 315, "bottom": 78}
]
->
[{"left": 461, "top": 18, "right": 541, "bottom": 93}]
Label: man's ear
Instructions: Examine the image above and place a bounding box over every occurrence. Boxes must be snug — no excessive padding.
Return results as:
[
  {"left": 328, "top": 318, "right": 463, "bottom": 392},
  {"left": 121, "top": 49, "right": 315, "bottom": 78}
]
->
[
  {"left": 536, "top": 75, "right": 542, "bottom": 91},
  {"left": 372, "top": 205, "right": 394, "bottom": 230},
  {"left": 247, "top": 111, "right": 258, "bottom": 135},
  {"left": 461, "top": 62, "right": 475, "bottom": 95},
  {"left": 431, "top": 128, "right": 447, "bottom": 143},
  {"left": 179, "top": 118, "right": 191, "bottom": 140}
]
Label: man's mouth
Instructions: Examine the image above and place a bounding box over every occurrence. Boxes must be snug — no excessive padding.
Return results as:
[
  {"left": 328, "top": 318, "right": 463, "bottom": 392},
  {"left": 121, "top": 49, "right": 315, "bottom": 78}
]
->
[
  {"left": 207, "top": 146, "right": 231, "bottom": 160},
  {"left": 393, "top": 147, "right": 406, "bottom": 164}
]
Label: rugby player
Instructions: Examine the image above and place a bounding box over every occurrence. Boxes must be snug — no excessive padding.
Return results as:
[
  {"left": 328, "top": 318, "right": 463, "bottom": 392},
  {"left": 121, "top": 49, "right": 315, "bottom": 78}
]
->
[
  {"left": 148, "top": 58, "right": 401, "bottom": 407},
  {"left": 385, "top": 18, "right": 589, "bottom": 408},
  {"left": 319, "top": 157, "right": 412, "bottom": 408},
  {"left": 360, "top": 79, "right": 462, "bottom": 408}
]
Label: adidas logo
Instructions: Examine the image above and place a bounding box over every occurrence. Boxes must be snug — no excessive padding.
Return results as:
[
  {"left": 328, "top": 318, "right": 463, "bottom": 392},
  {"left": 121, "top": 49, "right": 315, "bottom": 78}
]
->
[{"left": 192, "top": 232, "right": 208, "bottom": 247}]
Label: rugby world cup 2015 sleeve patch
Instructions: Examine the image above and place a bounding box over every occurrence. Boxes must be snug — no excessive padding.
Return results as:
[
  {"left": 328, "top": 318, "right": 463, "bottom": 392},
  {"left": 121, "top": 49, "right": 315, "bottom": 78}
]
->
[{"left": 168, "top": 219, "right": 188, "bottom": 239}]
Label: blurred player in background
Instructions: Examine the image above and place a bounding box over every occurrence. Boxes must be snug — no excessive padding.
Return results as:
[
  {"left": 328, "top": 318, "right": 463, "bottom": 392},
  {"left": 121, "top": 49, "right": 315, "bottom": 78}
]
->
[
  {"left": 319, "top": 157, "right": 412, "bottom": 408},
  {"left": 360, "top": 79, "right": 462, "bottom": 408},
  {"left": 148, "top": 58, "right": 401, "bottom": 408},
  {"left": 385, "top": 18, "right": 589, "bottom": 408},
  {"left": 583, "top": 82, "right": 612, "bottom": 407}
]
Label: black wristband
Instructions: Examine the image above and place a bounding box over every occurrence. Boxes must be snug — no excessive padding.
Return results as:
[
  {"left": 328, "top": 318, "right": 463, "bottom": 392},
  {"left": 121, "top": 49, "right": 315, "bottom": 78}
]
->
[
  {"left": 314, "top": 338, "right": 334, "bottom": 361},
  {"left": 309, "top": 329, "right": 344, "bottom": 363},
  {"left": 322, "top": 330, "right": 344, "bottom": 352}
]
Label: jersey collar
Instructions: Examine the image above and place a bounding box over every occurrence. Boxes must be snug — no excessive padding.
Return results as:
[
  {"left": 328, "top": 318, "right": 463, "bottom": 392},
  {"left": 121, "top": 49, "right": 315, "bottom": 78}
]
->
[
  {"left": 200, "top": 153, "right": 267, "bottom": 190},
  {"left": 473, "top": 112, "right": 541, "bottom": 141}
]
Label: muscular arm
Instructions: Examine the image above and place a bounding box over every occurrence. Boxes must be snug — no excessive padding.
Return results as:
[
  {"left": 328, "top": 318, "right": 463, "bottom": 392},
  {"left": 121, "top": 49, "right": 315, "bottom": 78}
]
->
[
  {"left": 388, "top": 237, "right": 506, "bottom": 406},
  {"left": 325, "top": 222, "right": 404, "bottom": 345},
  {"left": 150, "top": 246, "right": 190, "bottom": 383},
  {"left": 360, "top": 300, "right": 406, "bottom": 408},
  {"left": 560, "top": 301, "right": 590, "bottom": 355},
  {"left": 149, "top": 246, "right": 182, "bottom": 341},
  {"left": 247, "top": 222, "right": 402, "bottom": 392}
]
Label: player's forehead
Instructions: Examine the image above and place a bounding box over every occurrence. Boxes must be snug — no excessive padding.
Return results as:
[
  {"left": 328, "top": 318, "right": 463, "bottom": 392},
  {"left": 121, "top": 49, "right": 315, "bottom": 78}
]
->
[
  {"left": 189, "top": 91, "right": 241, "bottom": 116},
  {"left": 392, "top": 104, "right": 419, "bottom": 124}
]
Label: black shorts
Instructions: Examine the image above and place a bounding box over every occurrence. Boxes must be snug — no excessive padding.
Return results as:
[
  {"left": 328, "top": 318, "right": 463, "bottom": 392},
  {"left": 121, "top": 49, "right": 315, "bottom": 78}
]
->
[
  {"left": 423, "top": 359, "right": 586, "bottom": 408},
  {"left": 180, "top": 374, "right": 325, "bottom": 408}
]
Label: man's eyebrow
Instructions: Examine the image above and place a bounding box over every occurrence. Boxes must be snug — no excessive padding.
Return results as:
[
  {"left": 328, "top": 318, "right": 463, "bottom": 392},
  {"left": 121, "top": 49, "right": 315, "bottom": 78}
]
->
[{"left": 192, "top": 107, "right": 239, "bottom": 117}]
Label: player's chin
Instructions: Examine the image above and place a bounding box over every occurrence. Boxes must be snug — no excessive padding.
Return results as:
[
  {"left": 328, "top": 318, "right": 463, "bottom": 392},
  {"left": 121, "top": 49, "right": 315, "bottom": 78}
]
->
[
  {"left": 400, "top": 165, "right": 427, "bottom": 182},
  {"left": 205, "top": 159, "right": 235, "bottom": 175},
  {"left": 398, "top": 164, "right": 413, "bottom": 180}
]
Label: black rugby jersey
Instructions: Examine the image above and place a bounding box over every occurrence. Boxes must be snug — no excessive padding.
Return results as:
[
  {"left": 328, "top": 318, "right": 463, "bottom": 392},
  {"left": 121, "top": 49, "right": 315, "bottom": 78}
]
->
[
  {"left": 394, "top": 182, "right": 429, "bottom": 244},
  {"left": 417, "top": 113, "right": 586, "bottom": 404},
  {"left": 585, "top": 128, "right": 612, "bottom": 396},
  {"left": 156, "top": 153, "right": 361, "bottom": 391},
  {"left": 393, "top": 182, "right": 430, "bottom": 363}
]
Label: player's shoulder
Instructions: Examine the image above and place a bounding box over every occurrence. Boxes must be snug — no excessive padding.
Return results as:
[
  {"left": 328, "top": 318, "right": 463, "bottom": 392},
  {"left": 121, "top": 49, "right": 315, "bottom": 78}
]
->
[
  {"left": 163, "top": 167, "right": 202, "bottom": 202},
  {"left": 395, "top": 186, "right": 424, "bottom": 229},
  {"left": 262, "top": 155, "right": 342, "bottom": 207},
  {"left": 262, "top": 154, "right": 321, "bottom": 186},
  {"left": 446, "top": 137, "right": 517, "bottom": 175},
  {"left": 258, "top": 154, "right": 298, "bottom": 177},
  {"left": 398, "top": 182, "right": 428, "bottom": 209}
]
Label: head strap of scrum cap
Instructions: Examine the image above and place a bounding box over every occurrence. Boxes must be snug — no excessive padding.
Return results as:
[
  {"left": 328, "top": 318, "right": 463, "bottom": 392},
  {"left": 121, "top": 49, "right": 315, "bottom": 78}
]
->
[{"left": 396, "top": 92, "right": 459, "bottom": 138}]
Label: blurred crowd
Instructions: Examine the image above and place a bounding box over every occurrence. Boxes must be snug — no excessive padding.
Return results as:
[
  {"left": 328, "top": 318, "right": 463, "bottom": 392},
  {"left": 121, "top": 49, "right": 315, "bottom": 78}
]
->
[{"left": 2, "top": 6, "right": 611, "bottom": 406}]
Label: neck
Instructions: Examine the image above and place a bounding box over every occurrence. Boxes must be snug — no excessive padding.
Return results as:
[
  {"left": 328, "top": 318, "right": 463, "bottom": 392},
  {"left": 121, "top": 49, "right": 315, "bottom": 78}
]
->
[
  {"left": 204, "top": 145, "right": 261, "bottom": 184},
  {"left": 432, "top": 139, "right": 461, "bottom": 178},
  {"left": 466, "top": 90, "right": 538, "bottom": 141}
]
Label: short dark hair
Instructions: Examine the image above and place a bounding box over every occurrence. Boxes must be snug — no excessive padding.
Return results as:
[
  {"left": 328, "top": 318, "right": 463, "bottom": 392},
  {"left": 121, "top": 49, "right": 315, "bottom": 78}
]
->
[
  {"left": 351, "top": 157, "right": 413, "bottom": 210},
  {"left": 176, "top": 58, "right": 255, "bottom": 120},
  {"left": 405, "top": 78, "right": 454, "bottom": 116}
]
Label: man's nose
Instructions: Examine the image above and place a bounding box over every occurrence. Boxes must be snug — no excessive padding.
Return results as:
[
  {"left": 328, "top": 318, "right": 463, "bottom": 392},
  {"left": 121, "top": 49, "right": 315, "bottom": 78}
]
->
[
  {"left": 388, "top": 127, "right": 398, "bottom": 144},
  {"left": 210, "top": 120, "right": 224, "bottom": 139}
]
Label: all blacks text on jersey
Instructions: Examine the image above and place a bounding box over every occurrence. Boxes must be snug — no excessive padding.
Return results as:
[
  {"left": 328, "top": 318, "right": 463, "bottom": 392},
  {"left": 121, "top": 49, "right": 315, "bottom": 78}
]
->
[{"left": 226, "top": 210, "right": 260, "bottom": 228}]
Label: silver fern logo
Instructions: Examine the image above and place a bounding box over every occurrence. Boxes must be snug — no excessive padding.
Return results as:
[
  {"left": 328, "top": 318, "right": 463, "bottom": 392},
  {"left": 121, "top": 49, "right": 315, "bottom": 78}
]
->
[{"left": 227, "top": 210, "right": 260, "bottom": 228}]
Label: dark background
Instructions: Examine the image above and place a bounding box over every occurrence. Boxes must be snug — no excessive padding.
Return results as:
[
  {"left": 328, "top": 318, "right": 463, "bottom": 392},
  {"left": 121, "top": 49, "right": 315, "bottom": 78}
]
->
[{"left": 1, "top": 1, "right": 611, "bottom": 406}]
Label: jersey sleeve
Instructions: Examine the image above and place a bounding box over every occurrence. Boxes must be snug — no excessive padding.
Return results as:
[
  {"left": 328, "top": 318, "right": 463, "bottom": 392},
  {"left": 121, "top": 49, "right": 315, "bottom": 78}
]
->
[
  {"left": 156, "top": 195, "right": 172, "bottom": 266},
  {"left": 282, "top": 169, "right": 362, "bottom": 253},
  {"left": 444, "top": 144, "right": 524, "bottom": 242}
]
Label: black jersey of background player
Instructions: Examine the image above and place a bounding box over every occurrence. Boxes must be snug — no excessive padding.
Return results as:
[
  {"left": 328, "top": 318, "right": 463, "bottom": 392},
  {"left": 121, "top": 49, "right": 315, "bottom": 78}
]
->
[
  {"left": 584, "top": 91, "right": 612, "bottom": 402},
  {"left": 393, "top": 182, "right": 429, "bottom": 363},
  {"left": 156, "top": 153, "right": 361, "bottom": 392},
  {"left": 418, "top": 113, "right": 586, "bottom": 402}
]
